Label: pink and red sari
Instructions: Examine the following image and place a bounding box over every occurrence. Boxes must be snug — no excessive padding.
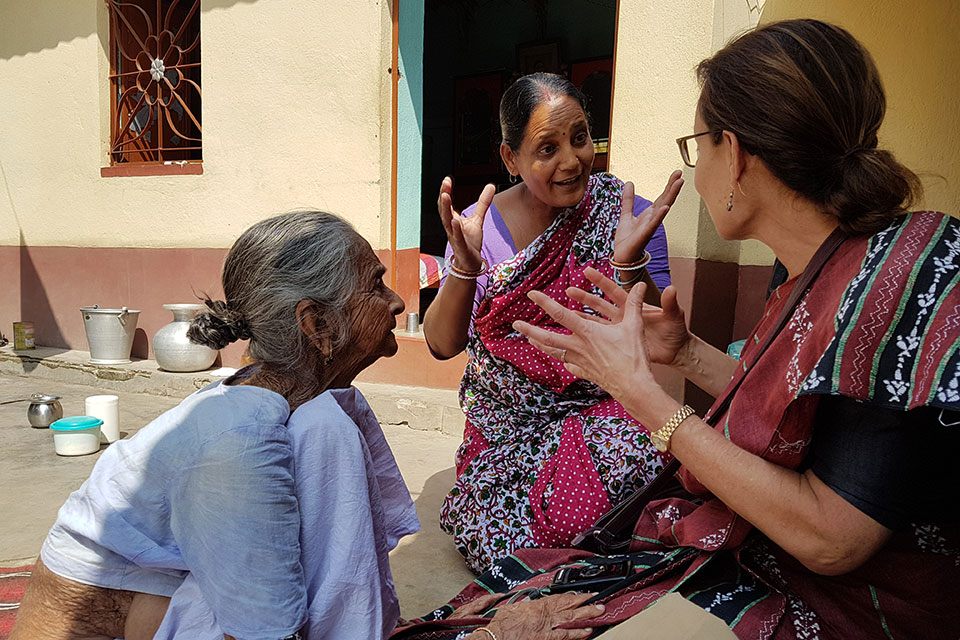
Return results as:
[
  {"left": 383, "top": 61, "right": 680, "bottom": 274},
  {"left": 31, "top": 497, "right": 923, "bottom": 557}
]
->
[{"left": 439, "top": 174, "right": 667, "bottom": 573}]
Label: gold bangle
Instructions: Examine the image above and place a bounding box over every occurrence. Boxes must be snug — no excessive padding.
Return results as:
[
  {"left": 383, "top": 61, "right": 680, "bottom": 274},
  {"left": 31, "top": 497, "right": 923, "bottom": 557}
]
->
[
  {"left": 445, "top": 256, "right": 488, "bottom": 280},
  {"left": 610, "top": 250, "right": 652, "bottom": 271},
  {"left": 650, "top": 404, "right": 696, "bottom": 452},
  {"left": 474, "top": 628, "right": 499, "bottom": 640}
]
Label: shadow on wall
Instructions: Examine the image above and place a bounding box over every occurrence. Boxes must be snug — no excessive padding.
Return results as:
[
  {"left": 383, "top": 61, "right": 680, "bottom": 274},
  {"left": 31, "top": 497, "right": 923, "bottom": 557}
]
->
[
  {"left": 19, "top": 245, "right": 65, "bottom": 356},
  {"left": 0, "top": 0, "right": 262, "bottom": 60}
]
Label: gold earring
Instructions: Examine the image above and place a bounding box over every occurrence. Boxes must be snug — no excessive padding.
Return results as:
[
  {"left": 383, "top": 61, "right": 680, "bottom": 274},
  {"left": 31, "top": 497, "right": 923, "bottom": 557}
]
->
[{"left": 727, "top": 190, "right": 734, "bottom": 211}]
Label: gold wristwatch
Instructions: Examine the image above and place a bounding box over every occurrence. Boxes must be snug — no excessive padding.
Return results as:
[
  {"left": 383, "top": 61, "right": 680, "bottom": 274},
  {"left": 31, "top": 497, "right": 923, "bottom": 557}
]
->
[{"left": 650, "top": 405, "right": 696, "bottom": 452}]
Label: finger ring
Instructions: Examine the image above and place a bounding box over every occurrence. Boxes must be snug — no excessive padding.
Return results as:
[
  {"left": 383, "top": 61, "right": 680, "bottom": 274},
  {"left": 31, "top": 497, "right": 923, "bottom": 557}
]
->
[{"left": 559, "top": 349, "right": 567, "bottom": 363}]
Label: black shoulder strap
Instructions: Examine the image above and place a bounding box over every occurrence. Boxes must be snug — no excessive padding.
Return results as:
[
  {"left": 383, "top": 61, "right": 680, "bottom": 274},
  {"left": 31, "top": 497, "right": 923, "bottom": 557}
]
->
[{"left": 572, "top": 227, "right": 848, "bottom": 552}]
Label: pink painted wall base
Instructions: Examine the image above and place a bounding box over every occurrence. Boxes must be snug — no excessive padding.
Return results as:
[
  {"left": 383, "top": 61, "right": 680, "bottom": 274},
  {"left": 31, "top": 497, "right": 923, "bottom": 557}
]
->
[{"left": 2, "top": 246, "right": 774, "bottom": 390}]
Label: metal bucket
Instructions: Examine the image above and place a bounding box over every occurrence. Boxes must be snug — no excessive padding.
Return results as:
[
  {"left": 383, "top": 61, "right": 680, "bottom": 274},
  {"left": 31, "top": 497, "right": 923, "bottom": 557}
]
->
[{"left": 80, "top": 306, "right": 141, "bottom": 364}]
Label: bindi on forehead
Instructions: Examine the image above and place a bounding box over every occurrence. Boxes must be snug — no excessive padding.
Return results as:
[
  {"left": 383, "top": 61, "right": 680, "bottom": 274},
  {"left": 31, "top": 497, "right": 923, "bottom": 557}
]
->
[{"left": 527, "top": 99, "right": 587, "bottom": 137}]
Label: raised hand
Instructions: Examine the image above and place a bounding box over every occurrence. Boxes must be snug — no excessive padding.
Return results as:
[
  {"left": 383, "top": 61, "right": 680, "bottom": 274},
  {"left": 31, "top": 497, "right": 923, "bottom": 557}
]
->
[
  {"left": 512, "top": 281, "right": 657, "bottom": 398},
  {"left": 564, "top": 268, "right": 692, "bottom": 367},
  {"left": 613, "top": 171, "right": 684, "bottom": 264},
  {"left": 636, "top": 284, "right": 692, "bottom": 366},
  {"left": 438, "top": 177, "right": 496, "bottom": 272}
]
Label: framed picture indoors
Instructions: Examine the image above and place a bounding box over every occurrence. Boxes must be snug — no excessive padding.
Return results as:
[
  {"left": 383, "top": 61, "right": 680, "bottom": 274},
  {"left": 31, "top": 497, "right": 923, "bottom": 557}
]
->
[
  {"left": 570, "top": 57, "right": 613, "bottom": 142},
  {"left": 454, "top": 72, "right": 503, "bottom": 177},
  {"left": 517, "top": 40, "right": 561, "bottom": 75}
]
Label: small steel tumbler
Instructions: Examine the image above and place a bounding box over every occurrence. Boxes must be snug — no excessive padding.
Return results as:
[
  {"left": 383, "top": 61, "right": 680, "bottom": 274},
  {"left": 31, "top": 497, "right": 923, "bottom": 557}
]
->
[{"left": 406, "top": 312, "right": 419, "bottom": 333}]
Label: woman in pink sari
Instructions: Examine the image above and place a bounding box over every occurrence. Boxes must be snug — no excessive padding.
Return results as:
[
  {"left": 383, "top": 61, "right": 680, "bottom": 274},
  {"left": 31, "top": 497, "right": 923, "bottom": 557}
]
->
[{"left": 423, "top": 72, "right": 683, "bottom": 573}]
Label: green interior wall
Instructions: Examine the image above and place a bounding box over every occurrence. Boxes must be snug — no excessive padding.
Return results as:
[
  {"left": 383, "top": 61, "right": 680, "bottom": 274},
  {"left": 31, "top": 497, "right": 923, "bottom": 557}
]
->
[{"left": 397, "top": 0, "right": 425, "bottom": 251}]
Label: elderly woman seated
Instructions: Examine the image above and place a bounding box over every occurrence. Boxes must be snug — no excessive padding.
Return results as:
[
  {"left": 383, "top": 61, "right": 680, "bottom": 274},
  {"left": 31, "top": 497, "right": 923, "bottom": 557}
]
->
[{"left": 11, "top": 211, "right": 604, "bottom": 640}]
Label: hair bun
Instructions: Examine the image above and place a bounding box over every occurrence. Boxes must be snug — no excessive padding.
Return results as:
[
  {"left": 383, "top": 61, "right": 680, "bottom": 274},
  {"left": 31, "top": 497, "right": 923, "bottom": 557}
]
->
[
  {"left": 826, "top": 147, "right": 917, "bottom": 235},
  {"left": 186, "top": 299, "right": 251, "bottom": 350}
]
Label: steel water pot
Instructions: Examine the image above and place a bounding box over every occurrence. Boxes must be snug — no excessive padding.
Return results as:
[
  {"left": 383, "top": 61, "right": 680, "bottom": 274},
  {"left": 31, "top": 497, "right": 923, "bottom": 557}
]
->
[{"left": 27, "top": 394, "right": 63, "bottom": 428}]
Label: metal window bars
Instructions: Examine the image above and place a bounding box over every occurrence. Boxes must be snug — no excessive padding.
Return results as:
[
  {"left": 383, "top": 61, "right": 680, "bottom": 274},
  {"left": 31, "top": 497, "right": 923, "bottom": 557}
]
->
[{"left": 107, "top": 0, "right": 202, "bottom": 165}]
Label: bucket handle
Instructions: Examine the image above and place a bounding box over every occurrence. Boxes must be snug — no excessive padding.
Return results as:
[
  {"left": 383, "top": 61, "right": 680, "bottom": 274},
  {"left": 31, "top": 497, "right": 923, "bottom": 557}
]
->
[{"left": 118, "top": 307, "right": 129, "bottom": 325}]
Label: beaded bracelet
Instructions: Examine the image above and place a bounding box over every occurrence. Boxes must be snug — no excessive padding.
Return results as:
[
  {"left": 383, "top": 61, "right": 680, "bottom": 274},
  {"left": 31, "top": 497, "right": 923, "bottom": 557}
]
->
[
  {"left": 609, "top": 250, "right": 652, "bottom": 271},
  {"left": 445, "top": 256, "right": 489, "bottom": 280},
  {"left": 474, "top": 627, "right": 499, "bottom": 640}
]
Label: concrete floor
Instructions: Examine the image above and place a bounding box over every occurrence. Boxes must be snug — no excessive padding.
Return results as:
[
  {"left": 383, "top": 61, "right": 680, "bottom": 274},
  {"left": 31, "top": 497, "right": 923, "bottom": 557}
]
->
[{"left": 0, "top": 374, "right": 474, "bottom": 619}]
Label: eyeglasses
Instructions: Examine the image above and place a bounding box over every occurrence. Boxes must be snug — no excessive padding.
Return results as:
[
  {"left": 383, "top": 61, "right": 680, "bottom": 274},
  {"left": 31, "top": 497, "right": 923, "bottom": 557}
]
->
[{"left": 676, "top": 130, "right": 720, "bottom": 168}]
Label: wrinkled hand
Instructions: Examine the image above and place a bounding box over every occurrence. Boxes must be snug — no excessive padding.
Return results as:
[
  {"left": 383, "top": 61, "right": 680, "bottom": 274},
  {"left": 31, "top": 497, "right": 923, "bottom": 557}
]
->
[
  {"left": 512, "top": 277, "right": 661, "bottom": 399},
  {"left": 438, "top": 177, "right": 495, "bottom": 272},
  {"left": 612, "top": 171, "right": 684, "bottom": 264},
  {"left": 482, "top": 593, "right": 604, "bottom": 640},
  {"left": 448, "top": 593, "right": 502, "bottom": 619}
]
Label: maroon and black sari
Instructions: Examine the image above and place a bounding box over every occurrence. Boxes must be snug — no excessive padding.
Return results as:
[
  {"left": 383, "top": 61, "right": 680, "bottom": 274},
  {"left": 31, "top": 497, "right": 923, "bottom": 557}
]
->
[{"left": 400, "top": 211, "right": 960, "bottom": 639}]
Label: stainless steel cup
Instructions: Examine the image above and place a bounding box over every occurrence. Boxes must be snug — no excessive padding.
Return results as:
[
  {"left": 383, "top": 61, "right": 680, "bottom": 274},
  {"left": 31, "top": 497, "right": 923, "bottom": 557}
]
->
[{"left": 27, "top": 394, "right": 63, "bottom": 428}]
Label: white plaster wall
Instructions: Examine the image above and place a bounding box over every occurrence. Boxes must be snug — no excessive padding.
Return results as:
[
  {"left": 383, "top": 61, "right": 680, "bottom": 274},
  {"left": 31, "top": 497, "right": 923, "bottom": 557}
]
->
[
  {"left": 0, "top": 0, "right": 394, "bottom": 249},
  {"left": 740, "top": 0, "right": 958, "bottom": 266},
  {"left": 609, "top": 0, "right": 748, "bottom": 262},
  {"left": 762, "top": 0, "right": 960, "bottom": 216}
]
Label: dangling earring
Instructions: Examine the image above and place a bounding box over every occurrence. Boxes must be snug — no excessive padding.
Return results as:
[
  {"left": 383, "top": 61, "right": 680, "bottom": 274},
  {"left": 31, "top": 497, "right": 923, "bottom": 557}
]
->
[
  {"left": 727, "top": 190, "right": 735, "bottom": 211},
  {"left": 324, "top": 355, "right": 334, "bottom": 366},
  {"left": 509, "top": 173, "right": 518, "bottom": 184}
]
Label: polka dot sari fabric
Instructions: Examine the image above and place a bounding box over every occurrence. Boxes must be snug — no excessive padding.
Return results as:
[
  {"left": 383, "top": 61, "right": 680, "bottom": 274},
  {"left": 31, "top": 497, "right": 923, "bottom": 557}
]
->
[{"left": 439, "top": 174, "right": 667, "bottom": 573}]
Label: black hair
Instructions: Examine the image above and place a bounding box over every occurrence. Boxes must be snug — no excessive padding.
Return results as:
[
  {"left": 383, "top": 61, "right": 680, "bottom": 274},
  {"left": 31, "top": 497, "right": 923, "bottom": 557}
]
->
[{"left": 499, "top": 72, "right": 591, "bottom": 151}]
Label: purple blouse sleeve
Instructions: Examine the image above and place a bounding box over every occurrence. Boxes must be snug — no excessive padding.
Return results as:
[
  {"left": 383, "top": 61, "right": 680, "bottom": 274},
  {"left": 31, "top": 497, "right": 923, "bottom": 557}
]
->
[{"left": 633, "top": 195, "right": 671, "bottom": 288}]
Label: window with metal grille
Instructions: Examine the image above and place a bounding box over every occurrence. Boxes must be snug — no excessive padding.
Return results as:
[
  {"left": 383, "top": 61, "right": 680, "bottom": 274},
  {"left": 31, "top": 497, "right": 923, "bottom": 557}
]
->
[{"left": 107, "top": 0, "right": 201, "bottom": 165}]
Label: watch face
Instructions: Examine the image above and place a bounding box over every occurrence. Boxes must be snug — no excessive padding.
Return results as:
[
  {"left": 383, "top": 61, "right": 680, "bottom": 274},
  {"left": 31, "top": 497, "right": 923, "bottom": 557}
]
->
[{"left": 651, "top": 433, "right": 668, "bottom": 452}]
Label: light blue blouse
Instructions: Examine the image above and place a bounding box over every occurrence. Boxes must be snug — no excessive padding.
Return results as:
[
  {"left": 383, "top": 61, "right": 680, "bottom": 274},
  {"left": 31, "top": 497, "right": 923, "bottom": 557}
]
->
[{"left": 41, "top": 381, "right": 419, "bottom": 639}]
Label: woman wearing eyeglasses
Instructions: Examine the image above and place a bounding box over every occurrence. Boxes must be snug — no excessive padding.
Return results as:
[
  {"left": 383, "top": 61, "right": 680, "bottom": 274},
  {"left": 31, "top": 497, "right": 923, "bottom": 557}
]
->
[{"left": 515, "top": 19, "right": 960, "bottom": 638}]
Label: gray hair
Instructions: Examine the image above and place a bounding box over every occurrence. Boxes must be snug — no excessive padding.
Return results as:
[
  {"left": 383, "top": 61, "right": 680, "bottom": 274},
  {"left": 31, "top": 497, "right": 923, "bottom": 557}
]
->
[{"left": 187, "top": 210, "right": 363, "bottom": 371}]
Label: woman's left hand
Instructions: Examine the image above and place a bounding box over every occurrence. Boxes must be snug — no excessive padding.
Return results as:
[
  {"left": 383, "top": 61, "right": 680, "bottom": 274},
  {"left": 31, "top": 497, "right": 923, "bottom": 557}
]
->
[
  {"left": 612, "top": 170, "right": 684, "bottom": 264},
  {"left": 512, "top": 280, "right": 658, "bottom": 403},
  {"left": 480, "top": 593, "right": 604, "bottom": 640},
  {"left": 447, "top": 593, "right": 503, "bottom": 619}
]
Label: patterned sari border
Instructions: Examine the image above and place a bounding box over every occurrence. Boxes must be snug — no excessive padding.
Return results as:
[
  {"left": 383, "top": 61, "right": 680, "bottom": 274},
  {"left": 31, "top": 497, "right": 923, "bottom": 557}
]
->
[
  {"left": 829, "top": 219, "right": 908, "bottom": 395},
  {"left": 867, "top": 215, "right": 946, "bottom": 403},
  {"left": 908, "top": 238, "right": 960, "bottom": 405}
]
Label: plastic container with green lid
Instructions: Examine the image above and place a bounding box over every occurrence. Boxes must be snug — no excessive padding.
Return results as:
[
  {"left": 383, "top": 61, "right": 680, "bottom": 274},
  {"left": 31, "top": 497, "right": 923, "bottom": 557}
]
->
[{"left": 51, "top": 416, "right": 103, "bottom": 456}]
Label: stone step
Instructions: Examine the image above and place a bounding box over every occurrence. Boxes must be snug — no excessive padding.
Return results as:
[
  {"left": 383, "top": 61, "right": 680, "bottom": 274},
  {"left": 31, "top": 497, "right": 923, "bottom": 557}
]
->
[{"left": 0, "top": 345, "right": 465, "bottom": 438}]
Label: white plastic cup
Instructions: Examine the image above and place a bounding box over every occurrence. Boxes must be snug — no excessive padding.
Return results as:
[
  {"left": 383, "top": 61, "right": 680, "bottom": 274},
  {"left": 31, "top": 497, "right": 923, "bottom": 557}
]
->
[{"left": 85, "top": 395, "right": 120, "bottom": 443}]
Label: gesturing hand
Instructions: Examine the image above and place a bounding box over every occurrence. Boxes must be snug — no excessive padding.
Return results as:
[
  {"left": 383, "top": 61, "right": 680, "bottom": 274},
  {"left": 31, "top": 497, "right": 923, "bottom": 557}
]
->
[
  {"left": 534, "top": 268, "right": 693, "bottom": 368},
  {"left": 513, "top": 279, "right": 658, "bottom": 401},
  {"left": 612, "top": 171, "right": 684, "bottom": 264},
  {"left": 438, "top": 177, "right": 495, "bottom": 272}
]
